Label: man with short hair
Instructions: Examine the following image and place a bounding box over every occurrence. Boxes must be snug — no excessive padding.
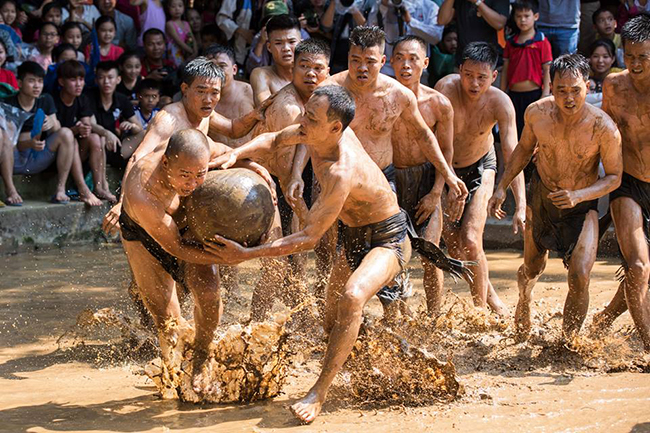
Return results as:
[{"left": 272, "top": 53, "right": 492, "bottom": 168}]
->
[
  {"left": 390, "top": 35, "right": 454, "bottom": 315},
  {"left": 489, "top": 53, "right": 622, "bottom": 340},
  {"left": 435, "top": 42, "right": 526, "bottom": 315},
  {"left": 589, "top": 15, "right": 650, "bottom": 349},
  {"left": 250, "top": 14, "right": 302, "bottom": 106},
  {"left": 95, "top": 0, "right": 137, "bottom": 50}
]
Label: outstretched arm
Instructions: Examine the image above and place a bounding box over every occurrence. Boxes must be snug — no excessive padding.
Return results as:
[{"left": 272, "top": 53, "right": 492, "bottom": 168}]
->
[{"left": 208, "top": 100, "right": 271, "bottom": 139}]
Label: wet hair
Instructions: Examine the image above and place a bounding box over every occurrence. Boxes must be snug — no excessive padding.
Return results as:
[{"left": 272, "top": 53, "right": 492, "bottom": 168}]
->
[
  {"left": 312, "top": 85, "right": 355, "bottom": 130},
  {"left": 39, "top": 21, "right": 60, "bottom": 35},
  {"left": 143, "top": 27, "right": 165, "bottom": 44},
  {"left": 181, "top": 56, "right": 225, "bottom": 86},
  {"left": 165, "top": 129, "right": 210, "bottom": 162},
  {"left": 118, "top": 50, "right": 140, "bottom": 67},
  {"left": 136, "top": 78, "right": 161, "bottom": 94},
  {"left": 592, "top": 7, "right": 615, "bottom": 25},
  {"left": 349, "top": 26, "right": 385, "bottom": 50},
  {"left": 17, "top": 61, "right": 46, "bottom": 80},
  {"left": 461, "top": 42, "right": 498, "bottom": 70},
  {"left": 57, "top": 59, "right": 86, "bottom": 79},
  {"left": 265, "top": 14, "right": 300, "bottom": 37},
  {"left": 621, "top": 13, "right": 650, "bottom": 46},
  {"left": 95, "top": 15, "right": 117, "bottom": 31},
  {"left": 61, "top": 21, "right": 83, "bottom": 37},
  {"left": 589, "top": 38, "right": 617, "bottom": 58},
  {"left": 42, "top": 2, "right": 62, "bottom": 19},
  {"left": 393, "top": 35, "right": 427, "bottom": 54},
  {"left": 53, "top": 43, "right": 76, "bottom": 62},
  {"left": 550, "top": 53, "right": 590, "bottom": 81},
  {"left": 96, "top": 60, "right": 119, "bottom": 75},
  {"left": 512, "top": 0, "right": 538, "bottom": 14},
  {"left": 294, "top": 38, "right": 331, "bottom": 62},
  {"left": 204, "top": 44, "right": 236, "bottom": 64},
  {"left": 442, "top": 25, "right": 457, "bottom": 39}
]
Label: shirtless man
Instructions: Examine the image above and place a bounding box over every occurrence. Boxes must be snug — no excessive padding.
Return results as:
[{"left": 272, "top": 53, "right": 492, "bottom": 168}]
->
[
  {"left": 489, "top": 53, "right": 622, "bottom": 340},
  {"left": 102, "top": 57, "right": 271, "bottom": 235},
  {"left": 249, "top": 15, "right": 302, "bottom": 106},
  {"left": 390, "top": 35, "right": 454, "bottom": 315},
  {"left": 208, "top": 85, "right": 411, "bottom": 423},
  {"left": 589, "top": 15, "right": 650, "bottom": 349},
  {"left": 120, "top": 128, "right": 229, "bottom": 395},
  {"left": 312, "top": 26, "right": 467, "bottom": 309},
  {"left": 435, "top": 42, "right": 526, "bottom": 315}
]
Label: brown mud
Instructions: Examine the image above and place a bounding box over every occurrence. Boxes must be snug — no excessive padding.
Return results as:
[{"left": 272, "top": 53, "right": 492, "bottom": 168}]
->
[{"left": 2, "top": 245, "right": 650, "bottom": 432}]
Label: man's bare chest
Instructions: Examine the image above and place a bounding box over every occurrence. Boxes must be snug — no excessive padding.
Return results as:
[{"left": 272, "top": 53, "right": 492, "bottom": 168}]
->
[{"left": 350, "top": 94, "right": 402, "bottom": 137}]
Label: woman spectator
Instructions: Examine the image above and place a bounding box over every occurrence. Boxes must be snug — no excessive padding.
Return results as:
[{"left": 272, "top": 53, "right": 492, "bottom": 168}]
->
[{"left": 586, "top": 38, "right": 623, "bottom": 108}]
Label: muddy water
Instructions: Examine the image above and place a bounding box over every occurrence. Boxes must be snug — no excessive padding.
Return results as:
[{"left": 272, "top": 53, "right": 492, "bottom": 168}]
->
[{"left": 1, "top": 245, "right": 650, "bottom": 433}]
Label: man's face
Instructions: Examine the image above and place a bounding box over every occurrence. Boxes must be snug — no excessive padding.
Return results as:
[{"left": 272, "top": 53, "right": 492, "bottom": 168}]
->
[
  {"left": 97, "top": 0, "right": 116, "bottom": 15},
  {"left": 391, "top": 40, "right": 428, "bottom": 86},
  {"left": 138, "top": 88, "right": 160, "bottom": 112},
  {"left": 19, "top": 73, "right": 44, "bottom": 98},
  {"left": 624, "top": 40, "right": 650, "bottom": 83},
  {"left": 39, "top": 24, "right": 59, "bottom": 49},
  {"left": 299, "top": 95, "right": 337, "bottom": 142},
  {"left": 595, "top": 11, "right": 616, "bottom": 37},
  {"left": 59, "top": 76, "right": 85, "bottom": 97},
  {"left": 348, "top": 44, "right": 385, "bottom": 87},
  {"left": 144, "top": 34, "right": 165, "bottom": 60},
  {"left": 442, "top": 31, "right": 457, "bottom": 54},
  {"left": 293, "top": 52, "right": 329, "bottom": 95},
  {"left": 212, "top": 53, "right": 237, "bottom": 87},
  {"left": 181, "top": 77, "right": 222, "bottom": 118},
  {"left": 97, "top": 21, "right": 116, "bottom": 45},
  {"left": 163, "top": 153, "right": 209, "bottom": 197},
  {"left": 63, "top": 27, "right": 83, "bottom": 49},
  {"left": 96, "top": 67, "right": 120, "bottom": 95},
  {"left": 514, "top": 9, "right": 538, "bottom": 33},
  {"left": 551, "top": 72, "right": 588, "bottom": 116},
  {"left": 459, "top": 60, "right": 497, "bottom": 99},
  {"left": 267, "top": 28, "right": 301, "bottom": 67}
]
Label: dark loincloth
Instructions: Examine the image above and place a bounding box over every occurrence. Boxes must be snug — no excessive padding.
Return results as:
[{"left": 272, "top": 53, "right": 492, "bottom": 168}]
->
[
  {"left": 395, "top": 161, "right": 436, "bottom": 236},
  {"left": 451, "top": 146, "right": 497, "bottom": 227}
]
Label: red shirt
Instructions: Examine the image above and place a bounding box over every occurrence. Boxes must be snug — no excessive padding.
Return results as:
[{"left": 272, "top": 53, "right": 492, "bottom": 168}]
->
[
  {"left": 0, "top": 68, "right": 18, "bottom": 90},
  {"left": 85, "top": 44, "right": 125, "bottom": 62},
  {"left": 140, "top": 58, "right": 176, "bottom": 77},
  {"left": 504, "top": 32, "right": 553, "bottom": 88}
]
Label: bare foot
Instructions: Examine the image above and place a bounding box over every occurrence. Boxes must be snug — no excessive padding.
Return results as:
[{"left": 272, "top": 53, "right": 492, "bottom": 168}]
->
[
  {"left": 52, "top": 190, "right": 70, "bottom": 203},
  {"left": 80, "top": 190, "right": 103, "bottom": 206},
  {"left": 514, "top": 299, "right": 531, "bottom": 341},
  {"left": 191, "top": 348, "right": 215, "bottom": 396},
  {"left": 290, "top": 390, "right": 324, "bottom": 424},
  {"left": 589, "top": 310, "right": 615, "bottom": 337},
  {"left": 95, "top": 188, "right": 117, "bottom": 203},
  {"left": 6, "top": 190, "right": 23, "bottom": 205}
]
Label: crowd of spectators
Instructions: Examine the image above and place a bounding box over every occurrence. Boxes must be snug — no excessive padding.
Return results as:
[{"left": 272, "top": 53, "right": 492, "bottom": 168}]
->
[{"left": 0, "top": 0, "right": 641, "bottom": 206}]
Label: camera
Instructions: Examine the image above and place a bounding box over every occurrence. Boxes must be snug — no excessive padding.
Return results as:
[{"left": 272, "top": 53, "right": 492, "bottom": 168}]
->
[{"left": 304, "top": 10, "right": 320, "bottom": 28}]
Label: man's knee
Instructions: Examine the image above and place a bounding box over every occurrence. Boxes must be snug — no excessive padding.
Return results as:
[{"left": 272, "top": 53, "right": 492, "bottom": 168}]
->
[
  {"left": 520, "top": 260, "right": 545, "bottom": 282},
  {"left": 459, "top": 230, "right": 483, "bottom": 258},
  {"left": 627, "top": 259, "right": 650, "bottom": 284},
  {"left": 568, "top": 265, "right": 591, "bottom": 290},
  {"left": 87, "top": 134, "right": 103, "bottom": 153},
  {"left": 59, "top": 127, "right": 75, "bottom": 144},
  {"left": 338, "top": 283, "right": 367, "bottom": 317}
]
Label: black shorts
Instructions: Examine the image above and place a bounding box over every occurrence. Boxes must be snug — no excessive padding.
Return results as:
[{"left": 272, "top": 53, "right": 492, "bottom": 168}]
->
[
  {"left": 610, "top": 171, "right": 650, "bottom": 244},
  {"left": 449, "top": 146, "right": 497, "bottom": 227},
  {"left": 273, "top": 161, "right": 315, "bottom": 237},
  {"left": 395, "top": 162, "right": 436, "bottom": 236},
  {"left": 527, "top": 168, "right": 598, "bottom": 267},
  {"left": 382, "top": 163, "right": 397, "bottom": 193}
]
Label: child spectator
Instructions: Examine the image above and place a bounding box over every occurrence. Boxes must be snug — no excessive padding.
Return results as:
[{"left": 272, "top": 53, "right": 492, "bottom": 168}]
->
[
  {"left": 0, "top": 61, "right": 102, "bottom": 206},
  {"left": 44, "top": 43, "right": 94, "bottom": 94},
  {"left": 88, "top": 61, "right": 143, "bottom": 168},
  {"left": 28, "top": 22, "right": 60, "bottom": 71},
  {"left": 62, "top": 0, "right": 101, "bottom": 33},
  {"left": 133, "top": 78, "right": 160, "bottom": 129},
  {"left": 501, "top": 0, "right": 552, "bottom": 138},
  {"left": 61, "top": 21, "right": 85, "bottom": 62},
  {"left": 130, "top": 0, "right": 165, "bottom": 46},
  {"left": 85, "top": 16, "right": 124, "bottom": 62},
  {"left": 592, "top": 8, "right": 625, "bottom": 67},
  {"left": 586, "top": 39, "right": 623, "bottom": 108},
  {"left": 200, "top": 23, "right": 227, "bottom": 50},
  {"left": 116, "top": 50, "right": 141, "bottom": 103},
  {"left": 0, "top": 0, "right": 22, "bottom": 39},
  {"left": 95, "top": 0, "right": 137, "bottom": 50},
  {"left": 165, "top": 0, "right": 197, "bottom": 67},
  {"left": 53, "top": 60, "right": 115, "bottom": 202},
  {"left": 186, "top": 8, "right": 203, "bottom": 53},
  {"left": 42, "top": 3, "right": 63, "bottom": 27},
  {"left": 429, "top": 25, "right": 457, "bottom": 87},
  {"left": 0, "top": 36, "right": 16, "bottom": 89}
]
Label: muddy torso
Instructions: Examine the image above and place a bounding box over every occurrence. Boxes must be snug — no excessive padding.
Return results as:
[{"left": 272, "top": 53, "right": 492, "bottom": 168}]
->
[{"left": 214, "top": 81, "right": 255, "bottom": 148}]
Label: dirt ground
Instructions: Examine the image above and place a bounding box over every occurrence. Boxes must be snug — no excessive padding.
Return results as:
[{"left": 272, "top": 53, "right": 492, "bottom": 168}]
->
[{"left": 2, "top": 244, "right": 650, "bottom": 433}]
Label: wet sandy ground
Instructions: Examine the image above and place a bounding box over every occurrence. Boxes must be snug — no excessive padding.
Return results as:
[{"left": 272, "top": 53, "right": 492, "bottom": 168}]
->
[{"left": 2, "top": 244, "right": 650, "bottom": 433}]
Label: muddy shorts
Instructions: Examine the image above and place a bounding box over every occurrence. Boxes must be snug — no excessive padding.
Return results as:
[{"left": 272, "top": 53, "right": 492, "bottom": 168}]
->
[
  {"left": 339, "top": 211, "right": 408, "bottom": 306},
  {"left": 610, "top": 172, "right": 650, "bottom": 244},
  {"left": 395, "top": 162, "right": 436, "bottom": 236},
  {"left": 382, "top": 163, "right": 397, "bottom": 193},
  {"left": 120, "top": 209, "right": 186, "bottom": 285},
  {"left": 528, "top": 168, "right": 598, "bottom": 267},
  {"left": 450, "top": 146, "right": 497, "bottom": 227}
]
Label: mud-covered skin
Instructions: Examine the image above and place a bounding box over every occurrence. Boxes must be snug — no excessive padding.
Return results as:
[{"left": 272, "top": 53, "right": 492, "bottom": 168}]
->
[
  {"left": 251, "top": 66, "right": 293, "bottom": 107},
  {"left": 212, "top": 81, "right": 255, "bottom": 148}
]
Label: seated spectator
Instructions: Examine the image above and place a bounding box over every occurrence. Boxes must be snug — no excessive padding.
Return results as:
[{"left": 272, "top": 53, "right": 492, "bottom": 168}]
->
[
  {"left": 586, "top": 38, "right": 623, "bottom": 108},
  {"left": 27, "top": 22, "right": 60, "bottom": 71},
  {"left": 53, "top": 60, "right": 115, "bottom": 202},
  {"left": 249, "top": 14, "right": 302, "bottom": 105},
  {"left": 428, "top": 24, "right": 457, "bottom": 87},
  {"left": 0, "top": 35, "right": 16, "bottom": 89},
  {"left": 0, "top": 61, "right": 102, "bottom": 206},
  {"left": 61, "top": 22, "right": 86, "bottom": 62},
  {"left": 591, "top": 7, "right": 625, "bottom": 67},
  {"left": 216, "top": 0, "right": 255, "bottom": 66},
  {"left": 186, "top": 8, "right": 203, "bottom": 52},
  {"left": 116, "top": 50, "right": 141, "bottom": 103},
  {"left": 42, "top": 3, "right": 64, "bottom": 27},
  {"left": 140, "top": 28, "right": 176, "bottom": 100},
  {"left": 62, "top": 0, "right": 101, "bottom": 33},
  {"left": 130, "top": 0, "right": 165, "bottom": 46},
  {"left": 501, "top": 0, "right": 552, "bottom": 138},
  {"left": 165, "top": 0, "right": 197, "bottom": 67},
  {"left": 133, "top": 78, "right": 160, "bottom": 129},
  {"left": 88, "top": 61, "right": 143, "bottom": 168},
  {"left": 0, "top": 0, "right": 22, "bottom": 39},
  {"left": 96, "top": 0, "right": 137, "bottom": 50},
  {"left": 44, "top": 44, "right": 95, "bottom": 94},
  {"left": 85, "top": 16, "right": 124, "bottom": 62}
]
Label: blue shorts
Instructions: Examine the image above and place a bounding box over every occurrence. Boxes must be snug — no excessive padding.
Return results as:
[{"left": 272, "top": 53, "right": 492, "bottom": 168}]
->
[{"left": 13, "top": 133, "right": 58, "bottom": 175}]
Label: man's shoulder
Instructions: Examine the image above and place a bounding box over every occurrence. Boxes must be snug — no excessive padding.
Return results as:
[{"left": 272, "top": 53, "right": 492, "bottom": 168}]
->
[
  {"left": 434, "top": 74, "right": 460, "bottom": 95},
  {"left": 233, "top": 80, "right": 253, "bottom": 94},
  {"left": 603, "top": 70, "right": 630, "bottom": 92},
  {"left": 323, "top": 71, "right": 347, "bottom": 86},
  {"left": 524, "top": 97, "right": 554, "bottom": 121},
  {"left": 583, "top": 103, "right": 618, "bottom": 132},
  {"left": 250, "top": 66, "right": 273, "bottom": 79}
]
